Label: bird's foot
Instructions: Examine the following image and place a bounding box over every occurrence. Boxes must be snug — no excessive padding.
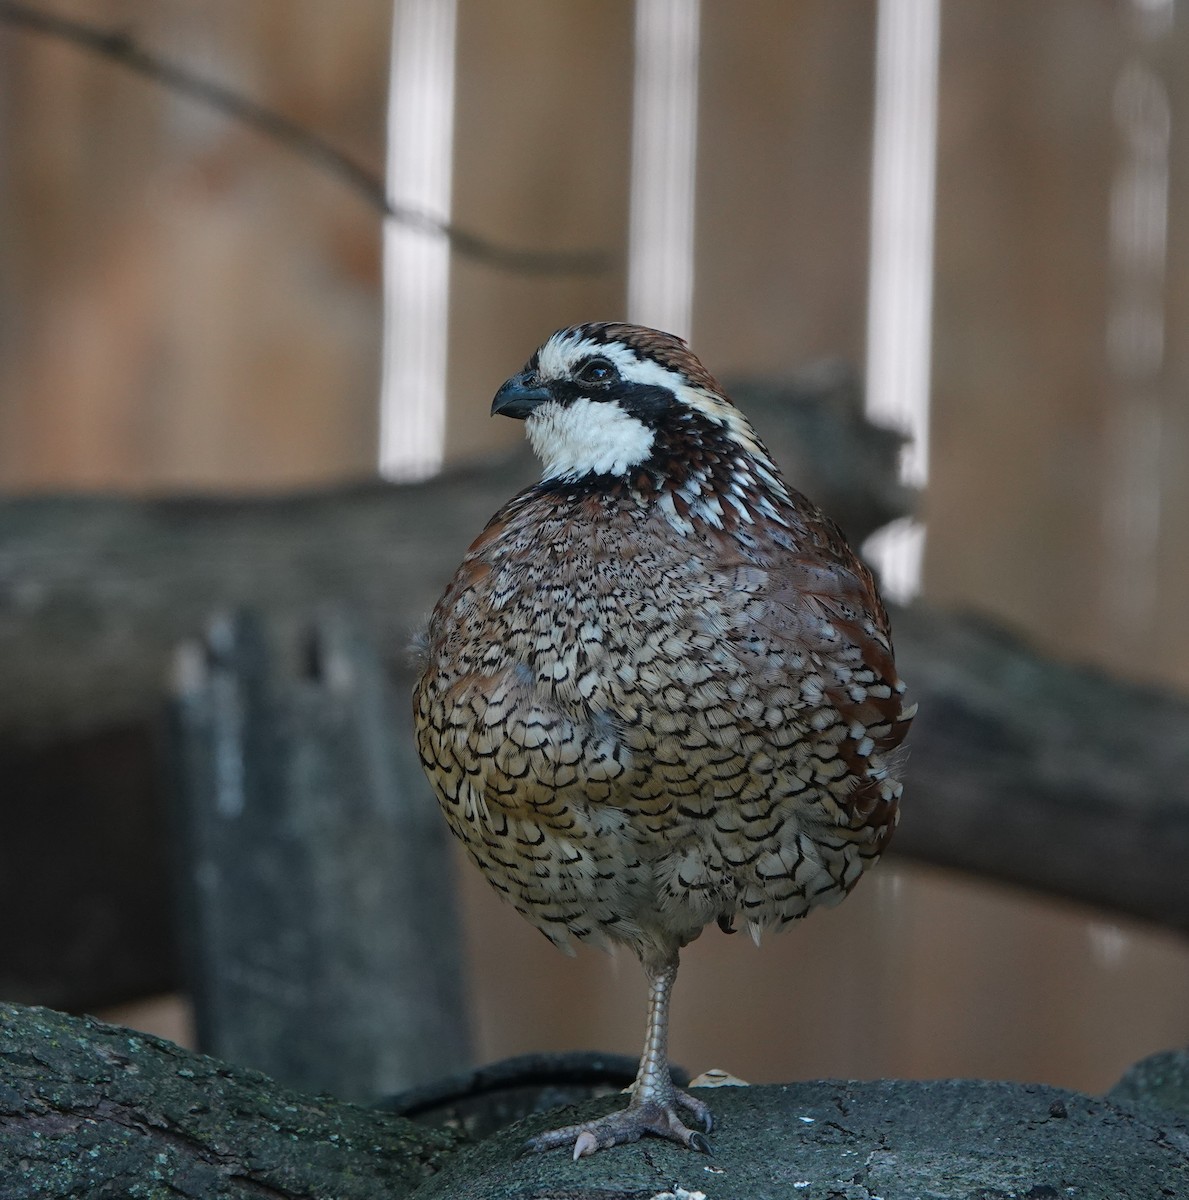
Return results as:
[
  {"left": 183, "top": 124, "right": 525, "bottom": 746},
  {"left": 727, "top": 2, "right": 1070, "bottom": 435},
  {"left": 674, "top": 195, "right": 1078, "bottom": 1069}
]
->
[{"left": 522, "top": 1091, "right": 714, "bottom": 1160}]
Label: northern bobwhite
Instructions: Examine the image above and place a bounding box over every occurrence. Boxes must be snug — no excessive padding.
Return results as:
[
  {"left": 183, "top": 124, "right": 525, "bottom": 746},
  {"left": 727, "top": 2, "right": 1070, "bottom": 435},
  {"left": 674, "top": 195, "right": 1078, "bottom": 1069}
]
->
[{"left": 413, "top": 323, "right": 914, "bottom": 1159}]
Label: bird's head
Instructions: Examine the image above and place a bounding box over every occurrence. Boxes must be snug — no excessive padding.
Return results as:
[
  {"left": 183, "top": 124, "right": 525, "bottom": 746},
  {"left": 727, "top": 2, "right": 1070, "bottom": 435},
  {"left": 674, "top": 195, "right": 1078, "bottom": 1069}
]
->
[{"left": 491, "top": 322, "right": 772, "bottom": 484}]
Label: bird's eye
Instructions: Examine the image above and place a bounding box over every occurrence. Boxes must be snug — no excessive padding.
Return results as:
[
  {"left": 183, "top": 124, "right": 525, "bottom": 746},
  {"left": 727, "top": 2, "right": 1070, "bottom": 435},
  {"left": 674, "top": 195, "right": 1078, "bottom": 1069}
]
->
[{"left": 576, "top": 357, "right": 616, "bottom": 385}]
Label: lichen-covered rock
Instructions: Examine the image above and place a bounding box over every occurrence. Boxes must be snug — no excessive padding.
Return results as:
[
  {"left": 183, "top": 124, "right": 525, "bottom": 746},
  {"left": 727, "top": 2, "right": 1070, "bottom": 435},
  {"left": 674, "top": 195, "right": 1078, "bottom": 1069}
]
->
[
  {"left": 0, "top": 1003, "right": 457, "bottom": 1200},
  {"left": 3, "top": 1001, "right": 1187, "bottom": 1200},
  {"left": 1108, "top": 1048, "right": 1189, "bottom": 1123},
  {"left": 414, "top": 1078, "right": 1189, "bottom": 1200}
]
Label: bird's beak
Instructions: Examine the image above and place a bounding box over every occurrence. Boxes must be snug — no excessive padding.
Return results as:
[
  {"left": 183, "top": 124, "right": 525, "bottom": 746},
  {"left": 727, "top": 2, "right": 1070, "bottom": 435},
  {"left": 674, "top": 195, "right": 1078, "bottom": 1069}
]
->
[{"left": 491, "top": 372, "right": 553, "bottom": 420}]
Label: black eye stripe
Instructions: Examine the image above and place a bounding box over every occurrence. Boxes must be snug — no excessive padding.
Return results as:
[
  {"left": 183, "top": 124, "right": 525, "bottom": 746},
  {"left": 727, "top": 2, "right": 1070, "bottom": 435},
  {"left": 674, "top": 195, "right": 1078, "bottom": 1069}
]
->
[
  {"left": 616, "top": 383, "right": 677, "bottom": 423},
  {"left": 547, "top": 379, "right": 677, "bottom": 426}
]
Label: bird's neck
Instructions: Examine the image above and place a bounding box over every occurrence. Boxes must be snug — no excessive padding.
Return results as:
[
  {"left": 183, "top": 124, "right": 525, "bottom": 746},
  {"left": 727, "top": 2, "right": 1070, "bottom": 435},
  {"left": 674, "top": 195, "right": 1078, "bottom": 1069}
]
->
[{"left": 531, "top": 439, "right": 793, "bottom": 542}]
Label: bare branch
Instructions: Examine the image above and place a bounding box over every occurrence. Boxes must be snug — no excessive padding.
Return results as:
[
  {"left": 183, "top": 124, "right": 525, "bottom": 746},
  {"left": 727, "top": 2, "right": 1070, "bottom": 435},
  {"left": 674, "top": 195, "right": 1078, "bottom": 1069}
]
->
[{"left": 0, "top": 1, "right": 613, "bottom": 275}]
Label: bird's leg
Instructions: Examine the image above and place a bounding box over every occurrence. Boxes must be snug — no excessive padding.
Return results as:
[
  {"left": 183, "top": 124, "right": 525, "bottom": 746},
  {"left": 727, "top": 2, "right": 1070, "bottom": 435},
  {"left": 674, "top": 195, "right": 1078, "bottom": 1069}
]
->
[
  {"left": 522, "top": 950, "right": 714, "bottom": 1159},
  {"left": 629, "top": 950, "right": 713, "bottom": 1131}
]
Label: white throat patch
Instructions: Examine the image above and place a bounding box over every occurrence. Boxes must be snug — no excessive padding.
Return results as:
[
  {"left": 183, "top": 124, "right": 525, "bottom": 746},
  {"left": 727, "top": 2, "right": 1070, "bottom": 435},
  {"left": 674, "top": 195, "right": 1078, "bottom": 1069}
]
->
[{"left": 526, "top": 397, "right": 655, "bottom": 481}]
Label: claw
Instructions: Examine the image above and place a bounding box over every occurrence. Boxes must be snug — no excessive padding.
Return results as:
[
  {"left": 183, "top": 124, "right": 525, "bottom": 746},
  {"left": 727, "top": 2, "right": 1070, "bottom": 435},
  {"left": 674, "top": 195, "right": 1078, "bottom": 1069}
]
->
[
  {"left": 688, "top": 1130, "right": 714, "bottom": 1155},
  {"left": 573, "top": 1130, "right": 599, "bottom": 1160}
]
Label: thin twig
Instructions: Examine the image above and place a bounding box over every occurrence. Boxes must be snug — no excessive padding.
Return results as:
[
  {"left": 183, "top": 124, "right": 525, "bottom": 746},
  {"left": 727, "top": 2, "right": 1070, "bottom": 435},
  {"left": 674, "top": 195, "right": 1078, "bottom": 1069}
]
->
[{"left": 0, "top": 1, "right": 613, "bottom": 275}]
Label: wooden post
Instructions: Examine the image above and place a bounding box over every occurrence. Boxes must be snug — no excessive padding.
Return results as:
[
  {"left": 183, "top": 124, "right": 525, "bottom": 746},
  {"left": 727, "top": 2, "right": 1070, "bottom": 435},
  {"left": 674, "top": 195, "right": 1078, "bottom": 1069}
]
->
[{"left": 168, "top": 607, "right": 471, "bottom": 1100}]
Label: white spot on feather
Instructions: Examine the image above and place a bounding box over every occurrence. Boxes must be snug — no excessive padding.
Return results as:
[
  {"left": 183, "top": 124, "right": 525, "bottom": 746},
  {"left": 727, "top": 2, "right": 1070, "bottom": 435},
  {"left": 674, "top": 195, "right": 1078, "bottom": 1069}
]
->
[
  {"left": 656, "top": 489, "right": 695, "bottom": 536},
  {"left": 459, "top": 780, "right": 490, "bottom": 826}
]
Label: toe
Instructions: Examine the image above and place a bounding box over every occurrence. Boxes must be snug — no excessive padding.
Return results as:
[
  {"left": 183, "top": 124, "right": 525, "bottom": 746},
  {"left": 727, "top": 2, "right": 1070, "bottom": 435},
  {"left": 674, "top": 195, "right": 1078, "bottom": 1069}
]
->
[
  {"left": 521, "top": 1121, "right": 588, "bottom": 1156},
  {"left": 675, "top": 1088, "right": 714, "bottom": 1133},
  {"left": 523, "top": 1096, "right": 717, "bottom": 1159}
]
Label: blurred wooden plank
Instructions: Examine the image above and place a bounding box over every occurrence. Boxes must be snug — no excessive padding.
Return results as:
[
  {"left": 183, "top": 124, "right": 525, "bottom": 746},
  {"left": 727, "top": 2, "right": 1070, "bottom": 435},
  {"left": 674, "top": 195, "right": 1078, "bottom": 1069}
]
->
[
  {"left": 930, "top": 2, "right": 1189, "bottom": 693},
  {"left": 1154, "top": 9, "right": 1189, "bottom": 682},
  {"left": 693, "top": 0, "right": 876, "bottom": 372},
  {"left": 169, "top": 607, "right": 471, "bottom": 1099},
  {"left": 446, "top": 0, "right": 634, "bottom": 465},
  {"left": 929, "top": 2, "right": 1116, "bottom": 640},
  {"left": 0, "top": 1, "right": 387, "bottom": 491}
]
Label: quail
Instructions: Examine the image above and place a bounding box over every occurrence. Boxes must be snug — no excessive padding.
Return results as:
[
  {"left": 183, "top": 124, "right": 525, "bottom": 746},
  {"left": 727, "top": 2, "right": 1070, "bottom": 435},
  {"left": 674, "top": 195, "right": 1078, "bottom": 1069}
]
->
[{"left": 413, "top": 322, "right": 914, "bottom": 1159}]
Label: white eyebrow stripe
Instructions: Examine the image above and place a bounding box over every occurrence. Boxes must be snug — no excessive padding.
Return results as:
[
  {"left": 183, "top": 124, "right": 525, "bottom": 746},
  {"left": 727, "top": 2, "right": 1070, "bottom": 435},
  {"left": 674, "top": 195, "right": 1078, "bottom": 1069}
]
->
[{"left": 537, "top": 337, "right": 675, "bottom": 388}]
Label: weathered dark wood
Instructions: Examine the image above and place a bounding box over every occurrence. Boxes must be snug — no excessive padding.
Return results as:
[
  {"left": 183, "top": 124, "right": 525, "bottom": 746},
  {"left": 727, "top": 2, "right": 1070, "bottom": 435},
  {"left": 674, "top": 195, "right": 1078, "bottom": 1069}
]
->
[
  {"left": 0, "top": 372, "right": 905, "bottom": 746},
  {"left": 890, "top": 604, "right": 1189, "bottom": 931},
  {"left": 169, "top": 608, "right": 471, "bottom": 1101},
  {"left": 3, "top": 1001, "right": 1185, "bottom": 1200}
]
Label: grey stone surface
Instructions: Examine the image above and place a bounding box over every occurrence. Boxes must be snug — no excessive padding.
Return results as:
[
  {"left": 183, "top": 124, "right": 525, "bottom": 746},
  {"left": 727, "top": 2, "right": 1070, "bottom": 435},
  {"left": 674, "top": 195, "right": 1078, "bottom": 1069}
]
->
[
  {"left": 413, "top": 1078, "right": 1189, "bottom": 1200},
  {"left": 1109, "top": 1047, "right": 1189, "bottom": 1123},
  {"left": 4, "top": 1003, "right": 1186, "bottom": 1200},
  {"left": 0, "top": 1002, "right": 456, "bottom": 1200}
]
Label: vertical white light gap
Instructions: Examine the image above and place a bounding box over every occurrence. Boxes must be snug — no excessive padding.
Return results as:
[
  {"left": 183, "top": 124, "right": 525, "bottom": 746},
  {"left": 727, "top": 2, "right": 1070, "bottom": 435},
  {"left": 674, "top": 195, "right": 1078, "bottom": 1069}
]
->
[
  {"left": 862, "top": 0, "right": 940, "bottom": 603},
  {"left": 627, "top": 0, "right": 701, "bottom": 340},
  {"left": 379, "top": 0, "right": 458, "bottom": 482},
  {"left": 1101, "top": 0, "right": 1173, "bottom": 647}
]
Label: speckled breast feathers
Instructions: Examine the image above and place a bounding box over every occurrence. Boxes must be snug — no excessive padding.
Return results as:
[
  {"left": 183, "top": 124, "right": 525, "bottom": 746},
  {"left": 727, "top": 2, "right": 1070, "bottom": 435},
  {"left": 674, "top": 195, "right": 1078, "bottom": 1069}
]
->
[{"left": 413, "top": 322, "right": 913, "bottom": 959}]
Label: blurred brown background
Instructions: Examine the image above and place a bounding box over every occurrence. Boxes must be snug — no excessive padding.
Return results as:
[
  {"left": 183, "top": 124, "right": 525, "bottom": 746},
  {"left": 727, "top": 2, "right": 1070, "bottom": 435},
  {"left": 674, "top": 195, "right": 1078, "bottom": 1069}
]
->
[{"left": 2, "top": 0, "right": 1187, "bottom": 1096}]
